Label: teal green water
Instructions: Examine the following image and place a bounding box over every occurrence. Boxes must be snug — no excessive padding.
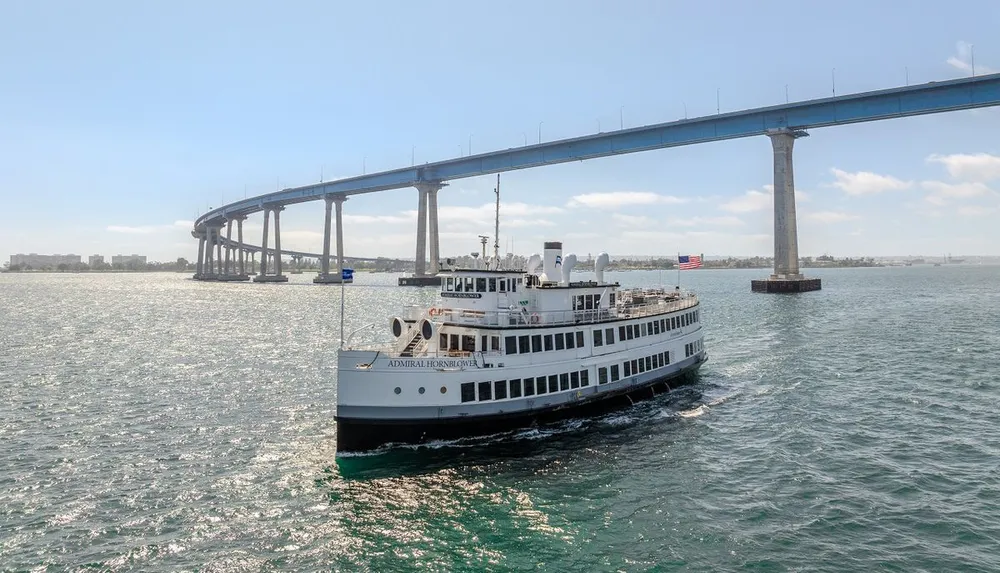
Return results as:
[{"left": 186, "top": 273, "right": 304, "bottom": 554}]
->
[{"left": 2, "top": 267, "right": 999, "bottom": 571}]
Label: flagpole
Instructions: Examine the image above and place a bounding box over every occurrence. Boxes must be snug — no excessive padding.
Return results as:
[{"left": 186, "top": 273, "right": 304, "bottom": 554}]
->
[{"left": 676, "top": 252, "right": 681, "bottom": 289}]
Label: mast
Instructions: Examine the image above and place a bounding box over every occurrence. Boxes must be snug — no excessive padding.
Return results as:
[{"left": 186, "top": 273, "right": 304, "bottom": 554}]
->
[{"left": 493, "top": 173, "right": 501, "bottom": 269}]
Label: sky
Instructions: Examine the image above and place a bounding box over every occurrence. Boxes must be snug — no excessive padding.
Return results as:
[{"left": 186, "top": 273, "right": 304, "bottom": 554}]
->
[{"left": 2, "top": 0, "right": 1000, "bottom": 262}]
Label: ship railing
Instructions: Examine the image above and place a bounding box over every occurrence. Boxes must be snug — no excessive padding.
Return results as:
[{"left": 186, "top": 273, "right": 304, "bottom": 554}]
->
[{"left": 428, "top": 294, "right": 698, "bottom": 327}]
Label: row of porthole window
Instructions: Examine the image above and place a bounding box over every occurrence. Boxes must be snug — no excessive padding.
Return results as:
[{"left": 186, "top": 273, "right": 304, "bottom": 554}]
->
[
  {"left": 597, "top": 310, "right": 699, "bottom": 348},
  {"left": 684, "top": 339, "right": 704, "bottom": 358},
  {"left": 598, "top": 350, "right": 671, "bottom": 384},
  {"left": 460, "top": 369, "right": 591, "bottom": 403},
  {"left": 505, "top": 331, "right": 584, "bottom": 355}
]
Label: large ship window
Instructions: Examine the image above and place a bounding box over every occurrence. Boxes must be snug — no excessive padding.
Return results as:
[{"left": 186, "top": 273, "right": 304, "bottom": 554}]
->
[
  {"left": 462, "top": 335, "right": 475, "bottom": 353},
  {"left": 570, "top": 371, "right": 579, "bottom": 389},
  {"left": 544, "top": 335, "right": 554, "bottom": 351},
  {"left": 638, "top": 358, "right": 645, "bottom": 373},
  {"left": 454, "top": 279, "right": 463, "bottom": 292},
  {"left": 555, "top": 334, "right": 565, "bottom": 351},
  {"left": 481, "top": 335, "right": 488, "bottom": 352},
  {"left": 489, "top": 278, "right": 497, "bottom": 292},
  {"left": 631, "top": 359, "right": 639, "bottom": 374},
  {"left": 461, "top": 382, "right": 475, "bottom": 403},
  {"left": 611, "top": 364, "right": 620, "bottom": 381},
  {"left": 645, "top": 356, "right": 652, "bottom": 371},
  {"left": 465, "top": 277, "right": 475, "bottom": 292},
  {"left": 566, "top": 333, "right": 575, "bottom": 349},
  {"left": 580, "top": 370, "right": 589, "bottom": 386},
  {"left": 531, "top": 335, "right": 542, "bottom": 353},
  {"left": 523, "top": 378, "right": 535, "bottom": 396},
  {"left": 626, "top": 326, "right": 634, "bottom": 340},
  {"left": 548, "top": 375, "right": 559, "bottom": 393},
  {"left": 559, "top": 373, "right": 570, "bottom": 391},
  {"left": 505, "top": 335, "right": 517, "bottom": 355},
  {"left": 593, "top": 329, "right": 603, "bottom": 347},
  {"left": 440, "top": 333, "right": 448, "bottom": 349},
  {"left": 641, "top": 323, "right": 647, "bottom": 337},
  {"left": 445, "top": 277, "right": 454, "bottom": 291},
  {"left": 478, "top": 381, "right": 492, "bottom": 401},
  {"left": 476, "top": 278, "right": 487, "bottom": 292},
  {"left": 609, "top": 292, "right": 615, "bottom": 305},
  {"left": 509, "top": 379, "right": 522, "bottom": 399},
  {"left": 494, "top": 380, "right": 507, "bottom": 400},
  {"left": 585, "top": 295, "right": 594, "bottom": 310},
  {"left": 664, "top": 351, "right": 670, "bottom": 364},
  {"left": 450, "top": 334, "right": 459, "bottom": 350},
  {"left": 499, "top": 279, "right": 507, "bottom": 292},
  {"left": 518, "top": 335, "right": 530, "bottom": 354},
  {"left": 575, "top": 332, "right": 584, "bottom": 347},
  {"left": 618, "top": 326, "right": 626, "bottom": 342},
  {"left": 653, "top": 321, "right": 660, "bottom": 335},
  {"left": 606, "top": 327, "right": 615, "bottom": 344},
  {"left": 624, "top": 361, "right": 631, "bottom": 377},
  {"left": 598, "top": 367, "right": 608, "bottom": 384},
  {"left": 536, "top": 378, "right": 547, "bottom": 395},
  {"left": 491, "top": 336, "right": 500, "bottom": 351}
]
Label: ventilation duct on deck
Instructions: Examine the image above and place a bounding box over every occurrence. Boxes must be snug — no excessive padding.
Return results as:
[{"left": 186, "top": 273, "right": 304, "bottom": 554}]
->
[
  {"left": 561, "top": 253, "right": 577, "bottom": 285},
  {"left": 595, "top": 252, "right": 610, "bottom": 284}
]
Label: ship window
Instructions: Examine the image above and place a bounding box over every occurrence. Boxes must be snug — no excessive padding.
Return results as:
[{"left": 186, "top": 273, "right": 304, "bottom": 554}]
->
[
  {"left": 509, "top": 379, "right": 522, "bottom": 399},
  {"left": 573, "top": 296, "right": 581, "bottom": 311},
  {"left": 536, "top": 378, "right": 547, "bottom": 395},
  {"left": 661, "top": 318, "right": 667, "bottom": 331},
  {"left": 664, "top": 351, "right": 670, "bottom": 365},
  {"left": 478, "top": 381, "right": 492, "bottom": 401},
  {"left": 593, "top": 329, "right": 603, "bottom": 347},
  {"left": 585, "top": 295, "right": 594, "bottom": 310},
  {"left": 450, "top": 334, "right": 459, "bottom": 350},
  {"left": 499, "top": 279, "right": 506, "bottom": 292},
  {"left": 570, "top": 371, "right": 579, "bottom": 389},
  {"left": 624, "top": 361, "right": 631, "bottom": 377},
  {"left": 531, "top": 334, "right": 542, "bottom": 353},
  {"left": 544, "top": 335, "right": 554, "bottom": 351},
  {"left": 638, "top": 358, "right": 645, "bottom": 373},
  {"left": 631, "top": 359, "right": 639, "bottom": 374},
  {"left": 606, "top": 328, "right": 615, "bottom": 344},
  {"left": 465, "top": 277, "right": 475, "bottom": 292},
  {"left": 555, "top": 334, "right": 565, "bottom": 351},
  {"left": 645, "top": 356, "right": 652, "bottom": 371},
  {"left": 461, "top": 382, "right": 475, "bottom": 403},
  {"left": 446, "top": 277, "right": 454, "bottom": 291},
  {"left": 476, "top": 278, "right": 487, "bottom": 292},
  {"left": 481, "top": 335, "right": 488, "bottom": 352},
  {"left": 599, "top": 367, "right": 608, "bottom": 384},
  {"left": 671, "top": 317, "right": 677, "bottom": 330},
  {"left": 626, "top": 326, "right": 634, "bottom": 340},
  {"left": 560, "top": 373, "right": 570, "bottom": 391},
  {"left": 611, "top": 364, "right": 620, "bottom": 381},
  {"left": 511, "top": 279, "right": 517, "bottom": 292},
  {"left": 618, "top": 326, "right": 626, "bottom": 342},
  {"left": 440, "top": 333, "right": 448, "bottom": 349},
  {"left": 518, "top": 335, "right": 529, "bottom": 354},
  {"left": 491, "top": 336, "right": 500, "bottom": 351},
  {"left": 548, "top": 375, "right": 559, "bottom": 393},
  {"left": 581, "top": 369, "right": 589, "bottom": 386},
  {"left": 641, "top": 323, "right": 647, "bottom": 337},
  {"left": 454, "top": 279, "right": 463, "bottom": 292},
  {"left": 685, "top": 343, "right": 690, "bottom": 357},
  {"left": 565, "top": 333, "right": 575, "bottom": 350},
  {"left": 653, "top": 321, "right": 660, "bottom": 335},
  {"left": 523, "top": 378, "right": 535, "bottom": 396},
  {"left": 489, "top": 278, "right": 497, "bottom": 292},
  {"left": 655, "top": 354, "right": 661, "bottom": 369},
  {"left": 609, "top": 292, "right": 616, "bottom": 305},
  {"left": 463, "top": 335, "right": 475, "bottom": 353},
  {"left": 494, "top": 380, "right": 507, "bottom": 400},
  {"left": 505, "top": 335, "right": 517, "bottom": 355},
  {"left": 575, "top": 332, "right": 584, "bottom": 348}
]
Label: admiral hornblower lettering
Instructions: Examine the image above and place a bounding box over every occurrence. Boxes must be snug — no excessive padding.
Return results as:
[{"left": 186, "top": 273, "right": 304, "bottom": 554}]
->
[{"left": 386, "top": 359, "right": 478, "bottom": 368}]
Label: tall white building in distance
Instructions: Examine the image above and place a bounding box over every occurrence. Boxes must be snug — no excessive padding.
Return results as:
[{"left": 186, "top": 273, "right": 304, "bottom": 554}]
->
[
  {"left": 88, "top": 255, "right": 105, "bottom": 267},
  {"left": 111, "top": 254, "right": 147, "bottom": 267},
  {"left": 9, "top": 253, "right": 81, "bottom": 268}
]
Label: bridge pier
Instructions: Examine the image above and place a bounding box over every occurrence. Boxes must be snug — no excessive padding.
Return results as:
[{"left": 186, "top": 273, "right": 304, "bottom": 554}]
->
[
  {"left": 315, "top": 195, "right": 351, "bottom": 284},
  {"left": 400, "top": 182, "right": 445, "bottom": 286},
  {"left": 254, "top": 206, "right": 288, "bottom": 283},
  {"left": 195, "top": 233, "right": 206, "bottom": 279},
  {"left": 752, "top": 128, "right": 821, "bottom": 293},
  {"left": 236, "top": 216, "right": 247, "bottom": 277}
]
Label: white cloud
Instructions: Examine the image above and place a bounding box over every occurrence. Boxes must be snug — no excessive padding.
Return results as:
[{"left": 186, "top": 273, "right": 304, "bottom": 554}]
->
[
  {"left": 957, "top": 205, "right": 997, "bottom": 217},
  {"left": 344, "top": 213, "right": 414, "bottom": 225},
  {"left": 506, "top": 218, "right": 557, "bottom": 228},
  {"left": 107, "top": 221, "right": 192, "bottom": 234},
  {"left": 805, "top": 211, "right": 861, "bottom": 223},
  {"left": 719, "top": 185, "right": 805, "bottom": 213},
  {"left": 567, "top": 191, "right": 687, "bottom": 208},
  {"left": 921, "top": 180, "right": 994, "bottom": 201},
  {"left": 828, "top": 168, "right": 912, "bottom": 196},
  {"left": 926, "top": 153, "right": 1000, "bottom": 182},
  {"left": 669, "top": 216, "right": 744, "bottom": 227},
  {"left": 947, "top": 41, "right": 996, "bottom": 75},
  {"left": 612, "top": 213, "right": 656, "bottom": 227}
]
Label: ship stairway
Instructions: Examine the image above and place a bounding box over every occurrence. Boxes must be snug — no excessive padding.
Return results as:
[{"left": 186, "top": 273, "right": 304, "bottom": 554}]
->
[{"left": 400, "top": 334, "right": 423, "bottom": 357}]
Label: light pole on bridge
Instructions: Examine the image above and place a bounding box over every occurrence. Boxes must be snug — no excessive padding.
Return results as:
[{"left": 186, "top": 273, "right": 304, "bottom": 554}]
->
[{"left": 538, "top": 121, "right": 543, "bottom": 144}]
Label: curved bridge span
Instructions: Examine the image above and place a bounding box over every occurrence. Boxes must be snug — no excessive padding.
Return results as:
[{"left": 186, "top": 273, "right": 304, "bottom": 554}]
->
[{"left": 192, "top": 73, "right": 1000, "bottom": 288}]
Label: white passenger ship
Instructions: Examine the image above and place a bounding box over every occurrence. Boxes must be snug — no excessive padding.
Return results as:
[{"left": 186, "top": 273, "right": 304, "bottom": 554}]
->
[{"left": 335, "top": 241, "right": 707, "bottom": 453}]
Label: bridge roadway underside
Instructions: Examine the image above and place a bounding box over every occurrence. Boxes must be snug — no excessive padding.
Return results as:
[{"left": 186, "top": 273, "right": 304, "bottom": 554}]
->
[{"left": 192, "top": 73, "right": 1000, "bottom": 290}]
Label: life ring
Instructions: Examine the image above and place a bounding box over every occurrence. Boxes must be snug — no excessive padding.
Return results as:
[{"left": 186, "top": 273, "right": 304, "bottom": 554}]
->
[
  {"left": 429, "top": 307, "right": 441, "bottom": 317},
  {"left": 530, "top": 313, "right": 540, "bottom": 324}
]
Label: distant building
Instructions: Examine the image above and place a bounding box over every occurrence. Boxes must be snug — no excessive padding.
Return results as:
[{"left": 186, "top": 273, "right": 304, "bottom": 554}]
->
[
  {"left": 88, "top": 255, "right": 105, "bottom": 267},
  {"left": 111, "top": 254, "right": 147, "bottom": 268},
  {"left": 9, "top": 253, "right": 81, "bottom": 268}
]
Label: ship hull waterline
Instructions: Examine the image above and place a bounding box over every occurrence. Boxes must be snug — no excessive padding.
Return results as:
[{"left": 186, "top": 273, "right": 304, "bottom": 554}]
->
[{"left": 335, "top": 356, "right": 707, "bottom": 454}]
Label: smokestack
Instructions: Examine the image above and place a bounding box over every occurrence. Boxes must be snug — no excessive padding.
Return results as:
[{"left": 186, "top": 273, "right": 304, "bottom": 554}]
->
[{"left": 540, "top": 241, "right": 562, "bottom": 283}]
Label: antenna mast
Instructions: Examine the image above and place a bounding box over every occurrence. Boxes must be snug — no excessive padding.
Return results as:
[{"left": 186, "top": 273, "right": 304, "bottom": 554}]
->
[{"left": 493, "top": 173, "right": 501, "bottom": 269}]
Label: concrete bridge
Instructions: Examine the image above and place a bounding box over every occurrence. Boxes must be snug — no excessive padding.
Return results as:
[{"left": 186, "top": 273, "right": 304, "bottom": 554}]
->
[{"left": 193, "top": 72, "right": 1000, "bottom": 291}]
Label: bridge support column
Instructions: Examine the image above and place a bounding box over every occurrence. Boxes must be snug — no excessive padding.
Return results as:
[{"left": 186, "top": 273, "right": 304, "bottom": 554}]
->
[
  {"left": 215, "top": 225, "right": 223, "bottom": 275},
  {"left": 400, "top": 182, "right": 446, "bottom": 286},
  {"left": 255, "top": 206, "right": 288, "bottom": 283},
  {"left": 224, "top": 219, "right": 233, "bottom": 274},
  {"left": 752, "top": 129, "right": 821, "bottom": 293},
  {"left": 195, "top": 234, "right": 206, "bottom": 279},
  {"left": 203, "top": 228, "right": 215, "bottom": 278},
  {"left": 315, "top": 195, "right": 350, "bottom": 284},
  {"left": 236, "top": 216, "right": 246, "bottom": 277}
]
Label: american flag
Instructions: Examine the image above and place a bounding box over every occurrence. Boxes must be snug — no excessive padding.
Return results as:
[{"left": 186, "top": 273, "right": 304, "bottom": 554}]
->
[{"left": 677, "top": 255, "right": 702, "bottom": 270}]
